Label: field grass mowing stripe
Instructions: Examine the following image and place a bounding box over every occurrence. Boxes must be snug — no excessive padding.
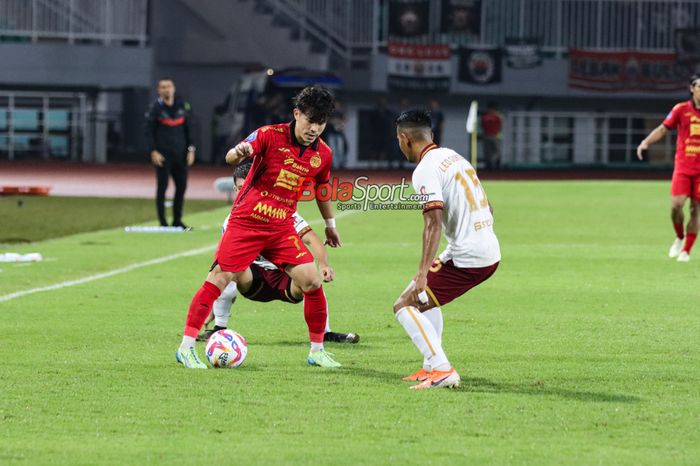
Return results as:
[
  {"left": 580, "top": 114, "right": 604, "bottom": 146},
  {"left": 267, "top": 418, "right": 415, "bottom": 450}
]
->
[{"left": 0, "top": 210, "right": 360, "bottom": 303}]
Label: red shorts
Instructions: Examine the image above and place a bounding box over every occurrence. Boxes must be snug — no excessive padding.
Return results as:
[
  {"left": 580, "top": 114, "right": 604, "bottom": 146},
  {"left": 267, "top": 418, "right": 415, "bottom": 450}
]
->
[
  {"left": 426, "top": 260, "right": 499, "bottom": 307},
  {"left": 241, "top": 263, "right": 301, "bottom": 304},
  {"left": 215, "top": 219, "right": 313, "bottom": 272},
  {"left": 671, "top": 170, "right": 700, "bottom": 202}
]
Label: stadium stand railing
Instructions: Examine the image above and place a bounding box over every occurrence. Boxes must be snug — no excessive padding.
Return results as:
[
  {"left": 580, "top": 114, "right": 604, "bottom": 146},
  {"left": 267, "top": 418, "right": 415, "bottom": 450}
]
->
[
  {"left": 0, "top": 0, "right": 148, "bottom": 45},
  {"left": 264, "top": 0, "right": 700, "bottom": 60},
  {"left": 0, "top": 90, "right": 88, "bottom": 162},
  {"left": 505, "top": 110, "right": 675, "bottom": 167}
]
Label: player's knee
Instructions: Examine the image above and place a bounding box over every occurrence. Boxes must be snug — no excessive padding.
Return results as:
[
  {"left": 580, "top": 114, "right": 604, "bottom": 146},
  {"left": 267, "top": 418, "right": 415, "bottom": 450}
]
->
[
  {"left": 207, "top": 270, "right": 232, "bottom": 290},
  {"left": 393, "top": 296, "right": 409, "bottom": 314},
  {"left": 299, "top": 276, "right": 322, "bottom": 292}
]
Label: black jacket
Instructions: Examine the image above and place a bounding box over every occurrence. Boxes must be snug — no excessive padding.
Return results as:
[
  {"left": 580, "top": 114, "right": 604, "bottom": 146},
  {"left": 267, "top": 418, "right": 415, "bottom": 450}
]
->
[{"left": 145, "top": 97, "right": 194, "bottom": 159}]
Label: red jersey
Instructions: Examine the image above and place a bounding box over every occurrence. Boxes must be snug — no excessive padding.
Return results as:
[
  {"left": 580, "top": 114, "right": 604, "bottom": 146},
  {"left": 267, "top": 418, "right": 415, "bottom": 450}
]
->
[
  {"left": 480, "top": 111, "right": 502, "bottom": 136},
  {"left": 230, "top": 122, "right": 332, "bottom": 228},
  {"left": 663, "top": 100, "right": 700, "bottom": 174}
]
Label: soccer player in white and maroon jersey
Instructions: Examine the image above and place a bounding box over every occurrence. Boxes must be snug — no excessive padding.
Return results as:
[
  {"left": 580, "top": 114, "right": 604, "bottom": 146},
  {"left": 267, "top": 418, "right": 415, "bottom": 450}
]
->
[
  {"left": 392, "top": 109, "right": 501, "bottom": 390},
  {"left": 637, "top": 74, "right": 700, "bottom": 262},
  {"left": 176, "top": 86, "right": 343, "bottom": 369}
]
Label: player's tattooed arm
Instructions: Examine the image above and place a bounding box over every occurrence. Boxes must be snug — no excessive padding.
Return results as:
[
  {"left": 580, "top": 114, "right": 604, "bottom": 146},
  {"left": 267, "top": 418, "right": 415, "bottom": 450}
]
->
[
  {"left": 225, "top": 142, "right": 253, "bottom": 165},
  {"left": 413, "top": 208, "right": 443, "bottom": 302},
  {"left": 636, "top": 124, "right": 668, "bottom": 160}
]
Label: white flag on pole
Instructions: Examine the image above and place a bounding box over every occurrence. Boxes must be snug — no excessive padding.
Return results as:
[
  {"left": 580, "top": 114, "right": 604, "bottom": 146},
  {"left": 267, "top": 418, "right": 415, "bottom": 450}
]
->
[{"left": 466, "top": 100, "right": 478, "bottom": 134}]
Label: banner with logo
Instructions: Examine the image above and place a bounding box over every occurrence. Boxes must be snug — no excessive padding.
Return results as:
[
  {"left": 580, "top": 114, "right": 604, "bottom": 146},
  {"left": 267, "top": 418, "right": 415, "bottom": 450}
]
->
[
  {"left": 457, "top": 47, "right": 502, "bottom": 85},
  {"left": 504, "top": 37, "right": 542, "bottom": 69},
  {"left": 387, "top": 43, "right": 451, "bottom": 92},
  {"left": 569, "top": 49, "right": 689, "bottom": 92},
  {"left": 388, "top": 0, "right": 430, "bottom": 38},
  {"left": 440, "top": 0, "right": 481, "bottom": 35},
  {"left": 675, "top": 29, "right": 700, "bottom": 63}
]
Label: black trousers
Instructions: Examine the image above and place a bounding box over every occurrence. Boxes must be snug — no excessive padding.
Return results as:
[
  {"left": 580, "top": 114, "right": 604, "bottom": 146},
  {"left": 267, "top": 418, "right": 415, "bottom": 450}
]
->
[{"left": 155, "top": 160, "right": 188, "bottom": 226}]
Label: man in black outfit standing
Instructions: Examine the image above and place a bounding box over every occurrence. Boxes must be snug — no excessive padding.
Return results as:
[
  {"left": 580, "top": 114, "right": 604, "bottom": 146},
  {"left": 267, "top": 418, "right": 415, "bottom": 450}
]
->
[{"left": 145, "top": 78, "right": 195, "bottom": 228}]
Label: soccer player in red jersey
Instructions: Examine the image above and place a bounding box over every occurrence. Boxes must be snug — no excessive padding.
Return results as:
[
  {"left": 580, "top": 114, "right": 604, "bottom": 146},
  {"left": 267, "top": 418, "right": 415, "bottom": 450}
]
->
[
  {"left": 176, "top": 86, "right": 343, "bottom": 369},
  {"left": 637, "top": 74, "right": 700, "bottom": 262}
]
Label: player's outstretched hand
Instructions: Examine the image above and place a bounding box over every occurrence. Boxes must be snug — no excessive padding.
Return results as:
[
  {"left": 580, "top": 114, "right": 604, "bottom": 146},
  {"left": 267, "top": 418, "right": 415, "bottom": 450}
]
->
[
  {"left": 225, "top": 142, "right": 253, "bottom": 165},
  {"left": 319, "top": 264, "right": 335, "bottom": 282},
  {"left": 636, "top": 141, "right": 648, "bottom": 160},
  {"left": 324, "top": 227, "right": 341, "bottom": 248}
]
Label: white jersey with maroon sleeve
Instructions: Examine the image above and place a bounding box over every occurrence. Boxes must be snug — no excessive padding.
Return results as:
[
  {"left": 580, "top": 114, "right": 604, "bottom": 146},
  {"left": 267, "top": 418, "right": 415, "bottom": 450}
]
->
[
  {"left": 221, "top": 212, "right": 311, "bottom": 270},
  {"left": 411, "top": 145, "right": 500, "bottom": 268}
]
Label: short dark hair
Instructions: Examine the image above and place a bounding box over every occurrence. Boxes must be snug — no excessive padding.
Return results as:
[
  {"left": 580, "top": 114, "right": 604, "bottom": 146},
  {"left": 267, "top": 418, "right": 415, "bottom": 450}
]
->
[
  {"left": 233, "top": 160, "right": 253, "bottom": 181},
  {"left": 158, "top": 77, "right": 174, "bottom": 84},
  {"left": 395, "top": 109, "right": 432, "bottom": 129},
  {"left": 293, "top": 86, "right": 335, "bottom": 123},
  {"left": 691, "top": 74, "right": 700, "bottom": 86}
]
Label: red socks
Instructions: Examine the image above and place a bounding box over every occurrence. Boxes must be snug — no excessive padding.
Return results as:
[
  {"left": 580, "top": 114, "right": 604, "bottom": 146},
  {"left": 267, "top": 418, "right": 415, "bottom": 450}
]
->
[
  {"left": 303, "top": 286, "right": 328, "bottom": 343},
  {"left": 184, "top": 281, "right": 221, "bottom": 338},
  {"left": 674, "top": 223, "right": 685, "bottom": 239},
  {"left": 684, "top": 233, "right": 697, "bottom": 253}
]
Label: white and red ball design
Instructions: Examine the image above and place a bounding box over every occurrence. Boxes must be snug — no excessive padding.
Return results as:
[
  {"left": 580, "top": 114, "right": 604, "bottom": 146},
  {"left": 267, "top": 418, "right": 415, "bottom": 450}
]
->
[{"left": 205, "top": 329, "right": 248, "bottom": 368}]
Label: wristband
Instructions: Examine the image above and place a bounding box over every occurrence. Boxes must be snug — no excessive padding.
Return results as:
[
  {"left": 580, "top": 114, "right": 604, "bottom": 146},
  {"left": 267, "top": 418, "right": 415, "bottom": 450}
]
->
[
  {"left": 325, "top": 218, "right": 336, "bottom": 228},
  {"left": 417, "top": 291, "right": 429, "bottom": 304}
]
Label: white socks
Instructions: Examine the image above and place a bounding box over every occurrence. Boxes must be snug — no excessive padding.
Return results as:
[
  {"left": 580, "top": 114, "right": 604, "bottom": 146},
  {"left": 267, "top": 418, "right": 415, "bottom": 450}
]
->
[
  {"left": 213, "top": 282, "right": 238, "bottom": 328},
  {"left": 179, "top": 336, "right": 196, "bottom": 351},
  {"left": 310, "top": 342, "right": 324, "bottom": 353},
  {"left": 421, "top": 307, "right": 444, "bottom": 371},
  {"left": 396, "top": 306, "right": 450, "bottom": 371}
]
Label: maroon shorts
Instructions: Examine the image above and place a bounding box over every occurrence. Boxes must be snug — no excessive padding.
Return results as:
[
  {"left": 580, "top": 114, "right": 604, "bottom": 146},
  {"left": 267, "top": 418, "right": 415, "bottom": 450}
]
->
[
  {"left": 671, "top": 170, "right": 700, "bottom": 202},
  {"left": 215, "top": 219, "right": 313, "bottom": 272},
  {"left": 240, "top": 263, "right": 302, "bottom": 304},
  {"left": 426, "top": 259, "right": 499, "bottom": 307}
]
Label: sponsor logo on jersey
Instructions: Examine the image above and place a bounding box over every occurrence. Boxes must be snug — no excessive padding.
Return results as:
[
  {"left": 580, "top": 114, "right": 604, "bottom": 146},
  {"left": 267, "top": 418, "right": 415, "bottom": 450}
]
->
[
  {"left": 691, "top": 124, "right": 700, "bottom": 136},
  {"left": 278, "top": 148, "right": 291, "bottom": 153},
  {"left": 474, "top": 219, "right": 493, "bottom": 231},
  {"left": 310, "top": 153, "right": 322, "bottom": 168},
  {"left": 253, "top": 201, "right": 288, "bottom": 219},
  {"left": 274, "top": 169, "right": 301, "bottom": 190},
  {"left": 281, "top": 159, "right": 310, "bottom": 174},
  {"left": 685, "top": 145, "right": 700, "bottom": 154}
]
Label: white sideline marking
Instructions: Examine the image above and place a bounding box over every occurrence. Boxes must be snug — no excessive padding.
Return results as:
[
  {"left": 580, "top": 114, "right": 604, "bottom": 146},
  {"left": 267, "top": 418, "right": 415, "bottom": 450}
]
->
[
  {"left": 0, "top": 245, "right": 216, "bottom": 303},
  {"left": 0, "top": 210, "right": 359, "bottom": 303}
]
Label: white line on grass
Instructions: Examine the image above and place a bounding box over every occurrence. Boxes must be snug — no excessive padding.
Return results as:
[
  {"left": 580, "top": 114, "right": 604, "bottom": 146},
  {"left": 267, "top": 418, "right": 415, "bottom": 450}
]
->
[{"left": 0, "top": 210, "right": 360, "bottom": 303}]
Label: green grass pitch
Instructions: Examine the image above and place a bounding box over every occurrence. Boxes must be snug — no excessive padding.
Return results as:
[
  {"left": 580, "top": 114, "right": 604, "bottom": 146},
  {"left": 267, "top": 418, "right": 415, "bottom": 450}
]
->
[{"left": 1, "top": 181, "right": 699, "bottom": 465}]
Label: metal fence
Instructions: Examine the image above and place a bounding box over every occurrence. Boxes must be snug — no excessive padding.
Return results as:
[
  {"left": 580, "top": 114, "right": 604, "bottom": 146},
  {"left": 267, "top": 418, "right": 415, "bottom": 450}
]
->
[
  {"left": 505, "top": 110, "right": 676, "bottom": 166},
  {"left": 272, "top": 0, "right": 700, "bottom": 57},
  {"left": 478, "top": 0, "right": 700, "bottom": 53},
  {"left": 0, "top": 0, "right": 148, "bottom": 45},
  {"left": 0, "top": 90, "right": 88, "bottom": 162}
]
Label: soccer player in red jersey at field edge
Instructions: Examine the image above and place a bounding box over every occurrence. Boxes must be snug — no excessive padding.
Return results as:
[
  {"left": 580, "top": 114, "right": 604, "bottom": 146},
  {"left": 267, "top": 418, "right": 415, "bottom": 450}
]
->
[
  {"left": 176, "top": 85, "right": 343, "bottom": 369},
  {"left": 392, "top": 110, "right": 500, "bottom": 390},
  {"left": 637, "top": 74, "right": 700, "bottom": 262}
]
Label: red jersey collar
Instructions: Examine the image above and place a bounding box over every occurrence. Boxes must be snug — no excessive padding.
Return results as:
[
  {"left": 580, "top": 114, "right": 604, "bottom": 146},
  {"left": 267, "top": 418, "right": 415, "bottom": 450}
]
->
[
  {"left": 288, "top": 121, "right": 320, "bottom": 151},
  {"left": 418, "top": 142, "right": 439, "bottom": 162}
]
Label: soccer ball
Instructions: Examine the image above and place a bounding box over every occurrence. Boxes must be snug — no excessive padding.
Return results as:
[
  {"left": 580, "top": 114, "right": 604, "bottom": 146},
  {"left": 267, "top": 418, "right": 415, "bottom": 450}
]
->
[{"left": 205, "top": 329, "right": 248, "bottom": 368}]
